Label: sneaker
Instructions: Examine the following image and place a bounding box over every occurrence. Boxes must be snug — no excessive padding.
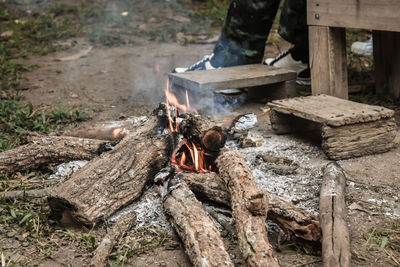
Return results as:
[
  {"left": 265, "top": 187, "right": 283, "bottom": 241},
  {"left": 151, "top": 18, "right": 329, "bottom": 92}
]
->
[
  {"left": 173, "top": 53, "right": 220, "bottom": 73},
  {"left": 264, "top": 50, "right": 310, "bottom": 85},
  {"left": 351, "top": 38, "right": 373, "bottom": 56}
]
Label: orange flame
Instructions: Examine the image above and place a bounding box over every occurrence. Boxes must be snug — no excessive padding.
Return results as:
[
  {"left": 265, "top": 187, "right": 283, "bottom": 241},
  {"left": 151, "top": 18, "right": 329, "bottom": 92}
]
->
[{"left": 165, "top": 80, "right": 211, "bottom": 173}]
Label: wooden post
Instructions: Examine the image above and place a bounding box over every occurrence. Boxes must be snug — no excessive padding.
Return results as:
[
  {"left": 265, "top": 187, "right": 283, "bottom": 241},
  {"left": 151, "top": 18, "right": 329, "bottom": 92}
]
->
[
  {"left": 309, "top": 26, "right": 348, "bottom": 99},
  {"left": 373, "top": 30, "right": 400, "bottom": 99}
]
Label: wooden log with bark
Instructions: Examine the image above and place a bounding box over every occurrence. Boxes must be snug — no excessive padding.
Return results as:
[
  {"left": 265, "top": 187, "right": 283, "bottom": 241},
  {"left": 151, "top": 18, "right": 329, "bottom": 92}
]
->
[
  {"left": 0, "top": 133, "right": 107, "bottom": 173},
  {"left": 163, "top": 179, "right": 233, "bottom": 267},
  {"left": 90, "top": 212, "right": 136, "bottom": 267},
  {"left": 320, "top": 162, "right": 351, "bottom": 267},
  {"left": 177, "top": 171, "right": 321, "bottom": 242},
  {"left": 179, "top": 113, "right": 226, "bottom": 152},
  {"left": 48, "top": 116, "right": 172, "bottom": 226},
  {"left": 216, "top": 148, "right": 280, "bottom": 267}
]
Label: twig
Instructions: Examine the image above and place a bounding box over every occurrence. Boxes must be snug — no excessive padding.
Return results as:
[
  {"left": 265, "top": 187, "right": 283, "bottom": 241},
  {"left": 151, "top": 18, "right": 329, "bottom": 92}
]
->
[{"left": 293, "top": 259, "right": 322, "bottom": 267}]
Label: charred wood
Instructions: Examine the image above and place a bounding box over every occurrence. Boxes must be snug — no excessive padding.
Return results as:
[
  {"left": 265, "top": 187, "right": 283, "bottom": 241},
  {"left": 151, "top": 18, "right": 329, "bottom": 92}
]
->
[
  {"left": 48, "top": 117, "right": 172, "bottom": 226},
  {"left": 163, "top": 179, "right": 233, "bottom": 267},
  {"left": 216, "top": 148, "right": 280, "bottom": 267}
]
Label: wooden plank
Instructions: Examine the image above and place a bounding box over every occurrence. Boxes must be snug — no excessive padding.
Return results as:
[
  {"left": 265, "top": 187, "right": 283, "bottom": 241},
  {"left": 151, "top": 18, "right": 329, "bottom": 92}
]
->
[
  {"left": 169, "top": 64, "right": 296, "bottom": 91},
  {"left": 268, "top": 95, "right": 394, "bottom": 127},
  {"left": 373, "top": 30, "right": 400, "bottom": 99},
  {"left": 309, "top": 26, "right": 348, "bottom": 99},
  {"left": 308, "top": 0, "right": 400, "bottom": 32},
  {"left": 322, "top": 118, "right": 396, "bottom": 160}
]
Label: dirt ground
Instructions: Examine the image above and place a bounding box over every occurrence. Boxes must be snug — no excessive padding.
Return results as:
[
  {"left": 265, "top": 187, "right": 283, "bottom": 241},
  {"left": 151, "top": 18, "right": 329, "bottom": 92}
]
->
[{"left": 1, "top": 36, "right": 399, "bottom": 267}]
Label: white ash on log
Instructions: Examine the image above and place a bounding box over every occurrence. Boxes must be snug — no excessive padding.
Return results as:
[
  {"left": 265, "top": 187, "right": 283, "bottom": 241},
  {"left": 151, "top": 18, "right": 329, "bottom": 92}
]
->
[
  {"left": 177, "top": 172, "right": 321, "bottom": 243},
  {"left": 48, "top": 116, "right": 173, "bottom": 226},
  {"left": 216, "top": 148, "right": 280, "bottom": 267},
  {"left": 320, "top": 162, "right": 351, "bottom": 267},
  {"left": 162, "top": 179, "right": 233, "bottom": 267},
  {"left": 0, "top": 133, "right": 107, "bottom": 173}
]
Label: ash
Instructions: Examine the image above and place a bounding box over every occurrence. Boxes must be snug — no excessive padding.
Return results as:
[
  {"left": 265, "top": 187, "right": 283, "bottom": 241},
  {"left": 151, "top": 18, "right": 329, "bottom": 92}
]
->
[{"left": 49, "top": 160, "right": 88, "bottom": 180}]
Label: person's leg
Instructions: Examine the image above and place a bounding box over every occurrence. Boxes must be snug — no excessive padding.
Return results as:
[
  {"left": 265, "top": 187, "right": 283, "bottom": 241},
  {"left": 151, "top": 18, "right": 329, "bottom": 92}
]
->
[
  {"left": 213, "top": 0, "right": 281, "bottom": 67},
  {"left": 278, "top": 0, "right": 308, "bottom": 63}
]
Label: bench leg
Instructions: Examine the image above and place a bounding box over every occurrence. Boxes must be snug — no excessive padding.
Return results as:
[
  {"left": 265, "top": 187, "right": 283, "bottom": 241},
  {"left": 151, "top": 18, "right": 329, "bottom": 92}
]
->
[
  {"left": 309, "top": 26, "right": 348, "bottom": 99},
  {"left": 373, "top": 31, "right": 400, "bottom": 99}
]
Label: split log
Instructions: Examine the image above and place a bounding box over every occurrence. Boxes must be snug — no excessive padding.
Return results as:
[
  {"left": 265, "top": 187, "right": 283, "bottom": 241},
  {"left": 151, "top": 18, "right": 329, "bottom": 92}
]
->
[
  {"left": 48, "top": 116, "right": 172, "bottom": 226},
  {"left": 163, "top": 179, "right": 233, "bottom": 267},
  {"left": 0, "top": 134, "right": 107, "bottom": 173},
  {"left": 320, "top": 162, "right": 350, "bottom": 267},
  {"left": 90, "top": 212, "right": 136, "bottom": 267},
  {"left": 179, "top": 113, "right": 226, "bottom": 152},
  {"left": 178, "top": 172, "right": 320, "bottom": 242},
  {"left": 216, "top": 148, "right": 280, "bottom": 267}
]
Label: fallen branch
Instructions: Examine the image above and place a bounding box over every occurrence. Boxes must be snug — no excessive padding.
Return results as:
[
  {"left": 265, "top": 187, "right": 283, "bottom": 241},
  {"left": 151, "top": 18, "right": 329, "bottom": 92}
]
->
[
  {"left": 163, "top": 179, "right": 233, "bottom": 267},
  {"left": 0, "top": 134, "right": 107, "bottom": 173},
  {"left": 0, "top": 189, "right": 49, "bottom": 200},
  {"left": 320, "top": 162, "right": 351, "bottom": 267},
  {"left": 90, "top": 212, "right": 136, "bottom": 267},
  {"left": 216, "top": 148, "right": 280, "bottom": 267}
]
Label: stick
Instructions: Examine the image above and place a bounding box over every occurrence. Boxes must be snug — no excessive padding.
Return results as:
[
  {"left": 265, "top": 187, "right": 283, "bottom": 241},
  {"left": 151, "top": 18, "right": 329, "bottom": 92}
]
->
[
  {"left": 320, "top": 162, "right": 351, "bottom": 267},
  {"left": 216, "top": 148, "right": 280, "bottom": 267}
]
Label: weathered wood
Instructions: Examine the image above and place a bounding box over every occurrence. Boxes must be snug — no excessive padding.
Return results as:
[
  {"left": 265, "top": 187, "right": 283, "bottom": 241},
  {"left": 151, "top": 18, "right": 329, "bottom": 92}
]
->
[
  {"left": 179, "top": 113, "right": 226, "bottom": 152},
  {"left": 169, "top": 64, "right": 296, "bottom": 91},
  {"left": 321, "top": 118, "right": 396, "bottom": 160},
  {"left": 90, "top": 212, "right": 136, "bottom": 267},
  {"left": 0, "top": 134, "right": 106, "bottom": 173},
  {"left": 309, "top": 26, "right": 348, "bottom": 99},
  {"left": 48, "top": 117, "right": 172, "bottom": 226},
  {"left": 0, "top": 189, "right": 49, "bottom": 200},
  {"left": 216, "top": 148, "right": 280, "bottom": 267},
  {"left": 163, "top": 179, "right": 233, "bottom": 267},
  {"left": 307, "top": 0, "right": 400, "bottom": 32},
  {"left": 178, "top": 172, "right": 321, "bottom": 242},
  {"left": 373, "top": 30, "right": 400, "bottom": 99},
  {"left": 320, "top": 162, "right": 351, "bottom": 267},
  {"left": 268, "top": 95, "right": 394, "bottom": 127}
]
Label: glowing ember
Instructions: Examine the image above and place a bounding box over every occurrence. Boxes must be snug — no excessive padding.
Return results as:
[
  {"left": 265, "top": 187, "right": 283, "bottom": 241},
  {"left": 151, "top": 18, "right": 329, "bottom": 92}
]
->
[{"left": 165, "top": 80, "right": 213, "bottom": 173}]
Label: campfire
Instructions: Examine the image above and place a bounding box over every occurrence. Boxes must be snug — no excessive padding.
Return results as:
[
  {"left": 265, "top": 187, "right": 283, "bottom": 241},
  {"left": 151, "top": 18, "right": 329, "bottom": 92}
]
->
[{"left": 0, "top": 82, "right": 321, "bottom": 266}]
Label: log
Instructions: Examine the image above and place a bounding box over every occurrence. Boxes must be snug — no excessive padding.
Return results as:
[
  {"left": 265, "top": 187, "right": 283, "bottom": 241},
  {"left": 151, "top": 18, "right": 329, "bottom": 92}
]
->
[
  {"left": 179, "top": 113, "right": 226, "bottom": 152},
  {"left": 178, "top": 172, "right": 321, "bottom": 242},
  {"left": 216, "top": 148, "right": 280, "bottom": 267},
  {"left": 90, "top": 212, "right": 136, "bottom": 267},
  {"left": 319, "top": 162, "right": 350, "bottom": 267},
  {"left": 0, "top": 134, "right": 107, "bottom": 173},
  {"left": 163, "top": 179, "right": 233, "bottom": 267},
  {"left": 48, "top": 116, "right": 172, "bottom": 226}
]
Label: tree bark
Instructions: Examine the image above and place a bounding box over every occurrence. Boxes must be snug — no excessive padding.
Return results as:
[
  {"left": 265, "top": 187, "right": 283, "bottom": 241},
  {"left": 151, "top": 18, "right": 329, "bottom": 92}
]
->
[
  {"left": 216, "top": 148, "right": 280, "bottom": 267},
  {"left": 90, "top": 212, "right": 136, "bottom": 267},
  {"left": 0, "top": 134, "right": 107, "bottom": 173},
  {"left": 48, "top": 117, "right": 172, "bottom": 226},
  {"left": 163, "top": 179, "right": 233, "bottom": 267},
  {"left": 179, "top": 113, "right": 226, "bottom": 152},
  {"left": 178, "top": 172, "right": 321, "bottom": 242},
  {"left": 320, "top": 162, "right": 350, "bottom": 267}
]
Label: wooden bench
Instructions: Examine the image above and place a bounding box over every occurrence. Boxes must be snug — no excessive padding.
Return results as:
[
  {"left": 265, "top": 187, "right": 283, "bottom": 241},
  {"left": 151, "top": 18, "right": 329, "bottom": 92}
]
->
[
  {"left": 308, "top": 0, "right": 400, "bottom": 99},
  {"left": 169, "top": 64, "right": 297, "bottom": 113},
  {"left": 268, "top": 95, "right": 396, "bottom": 160}
]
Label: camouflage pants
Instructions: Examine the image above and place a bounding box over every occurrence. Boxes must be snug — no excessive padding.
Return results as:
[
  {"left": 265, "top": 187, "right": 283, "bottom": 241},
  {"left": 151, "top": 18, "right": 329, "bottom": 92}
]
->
[{"left": 212, "top": 0, "right": 308, "bottom": 67}]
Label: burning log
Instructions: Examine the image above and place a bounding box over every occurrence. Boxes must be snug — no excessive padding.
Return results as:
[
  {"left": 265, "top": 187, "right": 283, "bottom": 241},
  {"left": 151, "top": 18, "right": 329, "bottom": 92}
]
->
[
  {"left": 179, "top": 113, "right": 226, "bottom": 152},
  {"left": 48, "top": 116, "right": 172, "bottom": 226},
  {"left": 162, "top": 179, "right": 233, "bottom": 267},
  {"left": 0, "top": 133, "right": 107, "bottom": 173},
  {"left": 320, "top": 162, "right": 351, "bottom": 267},
  {"left": 90, "top": 212, "right": 136, "bottom": 267},
  {"left": 178, "top": 172, "right": 321, "bottom": 243},
  {"left": 216, "top": 148, "right": 280, "bottom": 267}
]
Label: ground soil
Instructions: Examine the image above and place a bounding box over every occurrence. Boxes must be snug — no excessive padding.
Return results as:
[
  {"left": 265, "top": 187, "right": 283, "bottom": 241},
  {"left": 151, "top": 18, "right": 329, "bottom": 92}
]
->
[{"left": 2, "top": 36, "right": 399, "bottom": 266}]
